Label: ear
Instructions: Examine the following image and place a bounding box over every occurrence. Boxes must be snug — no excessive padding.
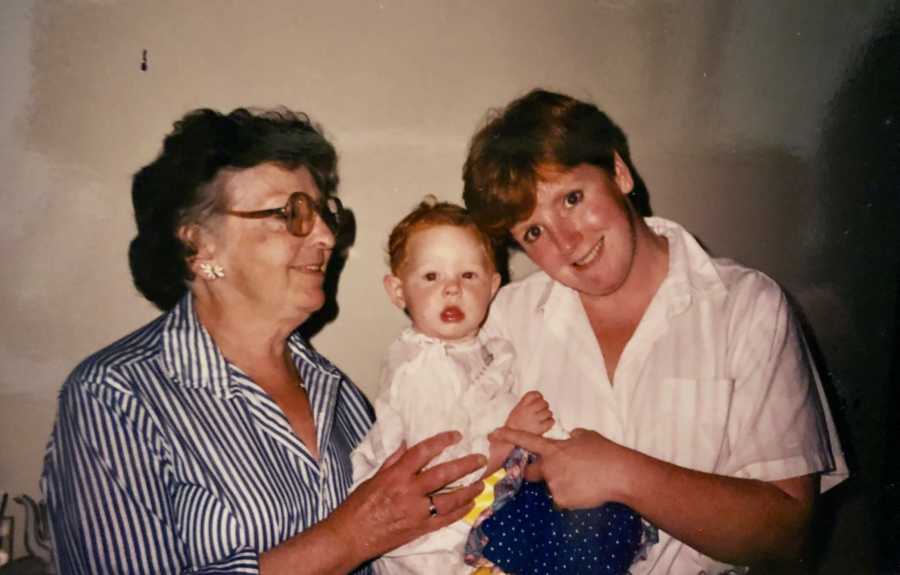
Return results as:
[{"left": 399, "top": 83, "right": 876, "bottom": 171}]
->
[
  {"left": 612, "top": 152, "right": 634, "bottom": 195},
  {"left": 383, "top": 274, "right": 407, "bottom": 310},
  {"left": 490, "top": 272, "right": 501, "bottom": 299},
  {"left": 178, "top": 223, "right": 216, "bottom": 274}
]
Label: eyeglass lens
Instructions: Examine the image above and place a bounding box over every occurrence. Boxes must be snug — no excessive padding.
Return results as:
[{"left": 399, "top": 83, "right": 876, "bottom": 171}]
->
[{"left": 287, "top": 193, "right": 342, "bottom": 237}]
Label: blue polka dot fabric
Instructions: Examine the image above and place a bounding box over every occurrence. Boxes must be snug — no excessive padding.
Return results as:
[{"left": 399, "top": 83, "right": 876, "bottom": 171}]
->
[{"left": 479, "top": 481, "right": 643, "bottom": 574}]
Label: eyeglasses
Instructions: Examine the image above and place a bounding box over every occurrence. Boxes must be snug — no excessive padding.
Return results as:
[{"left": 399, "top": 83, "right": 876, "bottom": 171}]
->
[{"left": 223, "top": 191, "right": 344, "bottom": 238}]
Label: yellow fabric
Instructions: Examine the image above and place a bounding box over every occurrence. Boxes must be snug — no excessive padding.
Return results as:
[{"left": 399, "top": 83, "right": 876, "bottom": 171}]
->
[{"left": 463, "top": 468, "right": 506, "bottom": 525}]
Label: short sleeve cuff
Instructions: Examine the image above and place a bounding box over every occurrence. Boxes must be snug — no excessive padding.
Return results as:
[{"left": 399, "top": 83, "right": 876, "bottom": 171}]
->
[
  {"left": 188, "top": 548, "right": 260, "bottom": 574},
  {"left": 733, "top": 452, "right": 848, "bottom": 493}
]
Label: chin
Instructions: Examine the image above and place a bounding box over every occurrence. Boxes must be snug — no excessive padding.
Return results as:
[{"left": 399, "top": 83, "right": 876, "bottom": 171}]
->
[
  {"left": 556, "top": 274, "right": 612, "bottom": 297},
  {"left": 293, "top": 295, "right": 326, "bottom": 316},
  {"left": 440, "top": 329, "right": 478, "bottom": 343}
]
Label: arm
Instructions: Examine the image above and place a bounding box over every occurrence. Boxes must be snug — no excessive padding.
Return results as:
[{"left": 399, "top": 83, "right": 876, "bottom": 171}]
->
[
  {"left": 491, "top": 428, "right": 816, "bottom": 567},
  {"left": 621, "top": 447, "right": 817, "bottom": 568},
  {"left": 43, "top": 377, "right": 258, "bottom": 574}
]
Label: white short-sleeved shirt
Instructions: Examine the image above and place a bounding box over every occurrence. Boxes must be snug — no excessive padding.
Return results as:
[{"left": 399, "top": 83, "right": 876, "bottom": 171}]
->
[
  {"left": 482, "top": 217, "right": 848, "bottom": 575},
  {"left": 352, "top": 328, "right": 522, "bottom": 574}
]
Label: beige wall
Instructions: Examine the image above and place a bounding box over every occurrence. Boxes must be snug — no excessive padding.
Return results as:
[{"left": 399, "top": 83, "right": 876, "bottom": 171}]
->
[{"left": 1, "top": 0, "right": 896, "bottom": 570}]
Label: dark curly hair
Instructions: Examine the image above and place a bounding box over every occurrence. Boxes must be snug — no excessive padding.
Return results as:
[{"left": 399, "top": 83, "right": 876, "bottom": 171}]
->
[
  {"left": 128, "top": 107, "right": 338, "bottom": 311},
  {"left": 462, "top": 89, "right": 650, "bottom": 240}
]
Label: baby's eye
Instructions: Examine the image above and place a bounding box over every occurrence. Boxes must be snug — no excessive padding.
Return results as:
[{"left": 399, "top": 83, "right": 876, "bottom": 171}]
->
[
  {"left": 564, "top": 190, "right": 583, "bottom": 208},
  {"left": 462, "top": 271, "right": 477, "bottom": 280},
  {"left": 423, "top": 272, "right": 437, "bottom": 281},
  {"left": 522, "top": 225, "right": 542, "bottom": 244}
]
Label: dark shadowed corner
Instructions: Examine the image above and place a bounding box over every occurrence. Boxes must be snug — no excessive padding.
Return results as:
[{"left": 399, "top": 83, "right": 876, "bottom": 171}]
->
[{"left": 814, "top": 4, "right": 900, "bottom": 573}]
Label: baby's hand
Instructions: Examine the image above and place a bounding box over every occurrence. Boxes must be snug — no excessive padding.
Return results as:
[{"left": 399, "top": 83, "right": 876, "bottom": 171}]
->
[{"left": 506, "top": 391, "right": 554, "bottom": 435}]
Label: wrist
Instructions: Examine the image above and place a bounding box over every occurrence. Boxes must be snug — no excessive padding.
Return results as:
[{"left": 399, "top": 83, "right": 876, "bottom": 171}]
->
[
  {"left": 260, "top": 513, "right": 363, "bottom": 575},
  {"left": 606, "top": 443, "right": 641, "bottom": 507},
  {"left": 505, "top": 418, "right": 536, "bottom": 433},
  {"left": 316, "top": 511, "right": 368, "bottom": 572}
]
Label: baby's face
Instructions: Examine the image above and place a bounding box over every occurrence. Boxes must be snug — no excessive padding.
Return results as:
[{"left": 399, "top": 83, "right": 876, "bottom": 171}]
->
[{"left": 386, "top": 225, "right": 500, "bottom": 343}]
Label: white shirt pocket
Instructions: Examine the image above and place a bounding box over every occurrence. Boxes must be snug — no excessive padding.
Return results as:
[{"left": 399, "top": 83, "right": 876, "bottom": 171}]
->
[{"left": 632, "top": 377, "right": 735, "bottom": 473}]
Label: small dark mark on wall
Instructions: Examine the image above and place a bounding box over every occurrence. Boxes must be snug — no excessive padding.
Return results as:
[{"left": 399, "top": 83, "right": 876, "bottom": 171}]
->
[{"left": 141, "top": 49, "right": 148, "bottom": 71}]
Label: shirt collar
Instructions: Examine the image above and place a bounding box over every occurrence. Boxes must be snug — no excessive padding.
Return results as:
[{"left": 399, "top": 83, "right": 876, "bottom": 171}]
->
[
  {"left": 161, "top": 294, "right": 343, "bottom": 398},
  {"left": 161, "top": 295, "right": 231, "bottom": 396},
  {"left": 286, "top": 331, "right": 345, "bottom": 383},
  {"left": 645, "top": 216, "right": 727, "bottom": 308},
  {"left": 397, "top": 326, "right": 482, "bottom": 352}
]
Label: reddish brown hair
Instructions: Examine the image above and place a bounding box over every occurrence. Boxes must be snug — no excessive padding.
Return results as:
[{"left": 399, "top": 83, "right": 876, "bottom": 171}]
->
[
  {"left": 387, "top": 196, "right": 497, "bottom": 274},
  {"left": 463, "top": 89, "right": 644, "bottom": 239}
]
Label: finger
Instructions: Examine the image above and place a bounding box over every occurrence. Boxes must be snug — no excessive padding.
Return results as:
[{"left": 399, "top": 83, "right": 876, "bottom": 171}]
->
[
  {"left": 430, "top": 498, "right": 477, "bottom": 530},
  {"left": 489, "top": 427, "right": 556, "bottom": 455},
  {"left": 536, "top": 418, "right": 554, "bottom": 434},
  {"left": 432, "top": 481, "right": 484, "bottom": 516},
  {"left": 395, "top": 431, "right": 462, "bottom": 474},
  {"left": 429, "top": 482, "right": 483, "bottom": 527},
  {"left": 379, "top": 441, "right": 408, "bottom": 471},
  {"left": 524, "top": 392, "right": 548, "bottom": 408},
  {"left": 535, "top": 408, "right": 553, "bottom": 421},
  {"left": 569, "top": 427, "right": 590, "bottom": 439},
  {"left": 523, "top": 459, "right": 543, "bottom": 482},
  {"left": 416, "top": 453, "right": 486, "bottom": 494},
  {"left": 528, "top": 405, "right": 550, "bottom": 419}
]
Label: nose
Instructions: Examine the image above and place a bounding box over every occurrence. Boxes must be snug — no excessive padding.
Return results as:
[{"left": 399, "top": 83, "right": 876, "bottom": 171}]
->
[
  {"left": 443, "top": 277, "right": 461, "bottom": 296},
  {"left": 549, "top": 218, "right": 581, "bottom": 256},
  {"left": 308, "top": 213, "right": 336, "bottom": 249}
]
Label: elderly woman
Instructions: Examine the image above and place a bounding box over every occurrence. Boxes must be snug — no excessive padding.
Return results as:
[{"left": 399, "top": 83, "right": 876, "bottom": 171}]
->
[{"left": 41, "top": 108, "right": 485, "bottom": 574}]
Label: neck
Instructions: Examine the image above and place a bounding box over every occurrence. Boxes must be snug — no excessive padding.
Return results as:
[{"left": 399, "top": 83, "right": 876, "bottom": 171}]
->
[{"left": 192, "top": 288, "right": 302, "bottom": 375}]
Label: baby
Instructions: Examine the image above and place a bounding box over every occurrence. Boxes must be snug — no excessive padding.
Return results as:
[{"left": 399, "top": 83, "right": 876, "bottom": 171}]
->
[
  {"left": 353, "top": 198, "right": 647, "bottom": 575},
  {"left": 352, "top": 197, "right": 554, "bottom": 574}
]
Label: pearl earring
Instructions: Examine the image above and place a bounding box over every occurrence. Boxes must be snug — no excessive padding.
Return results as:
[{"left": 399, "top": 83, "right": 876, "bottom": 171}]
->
[{"left": 199, "top": 262, "right": 225, "bottom": 280}]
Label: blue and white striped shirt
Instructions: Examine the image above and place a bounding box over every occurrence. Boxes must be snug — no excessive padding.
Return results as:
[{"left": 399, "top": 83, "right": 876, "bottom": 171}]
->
[{"left": 41, "top": 295, "right": 374, "bottom": 574}]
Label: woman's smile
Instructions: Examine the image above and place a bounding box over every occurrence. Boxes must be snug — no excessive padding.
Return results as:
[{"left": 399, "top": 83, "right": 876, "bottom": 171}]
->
[
  {"left": 293, "top": 260, "right": 328, "bottom": 274},
  {"left": 573, "top": 237, "right": 604, "bottom": 269}
]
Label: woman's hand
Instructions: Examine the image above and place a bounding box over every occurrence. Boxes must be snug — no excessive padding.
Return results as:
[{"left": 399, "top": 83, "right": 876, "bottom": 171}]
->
[
  {"left": 260, "top": 432, "right": 485, "bottom": 574},
  {"left": 489, "top": 426, "right": 631, "bottom": 509},
  {"left": 329, "top": 431, "right": 486, "bottom": 562}
]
